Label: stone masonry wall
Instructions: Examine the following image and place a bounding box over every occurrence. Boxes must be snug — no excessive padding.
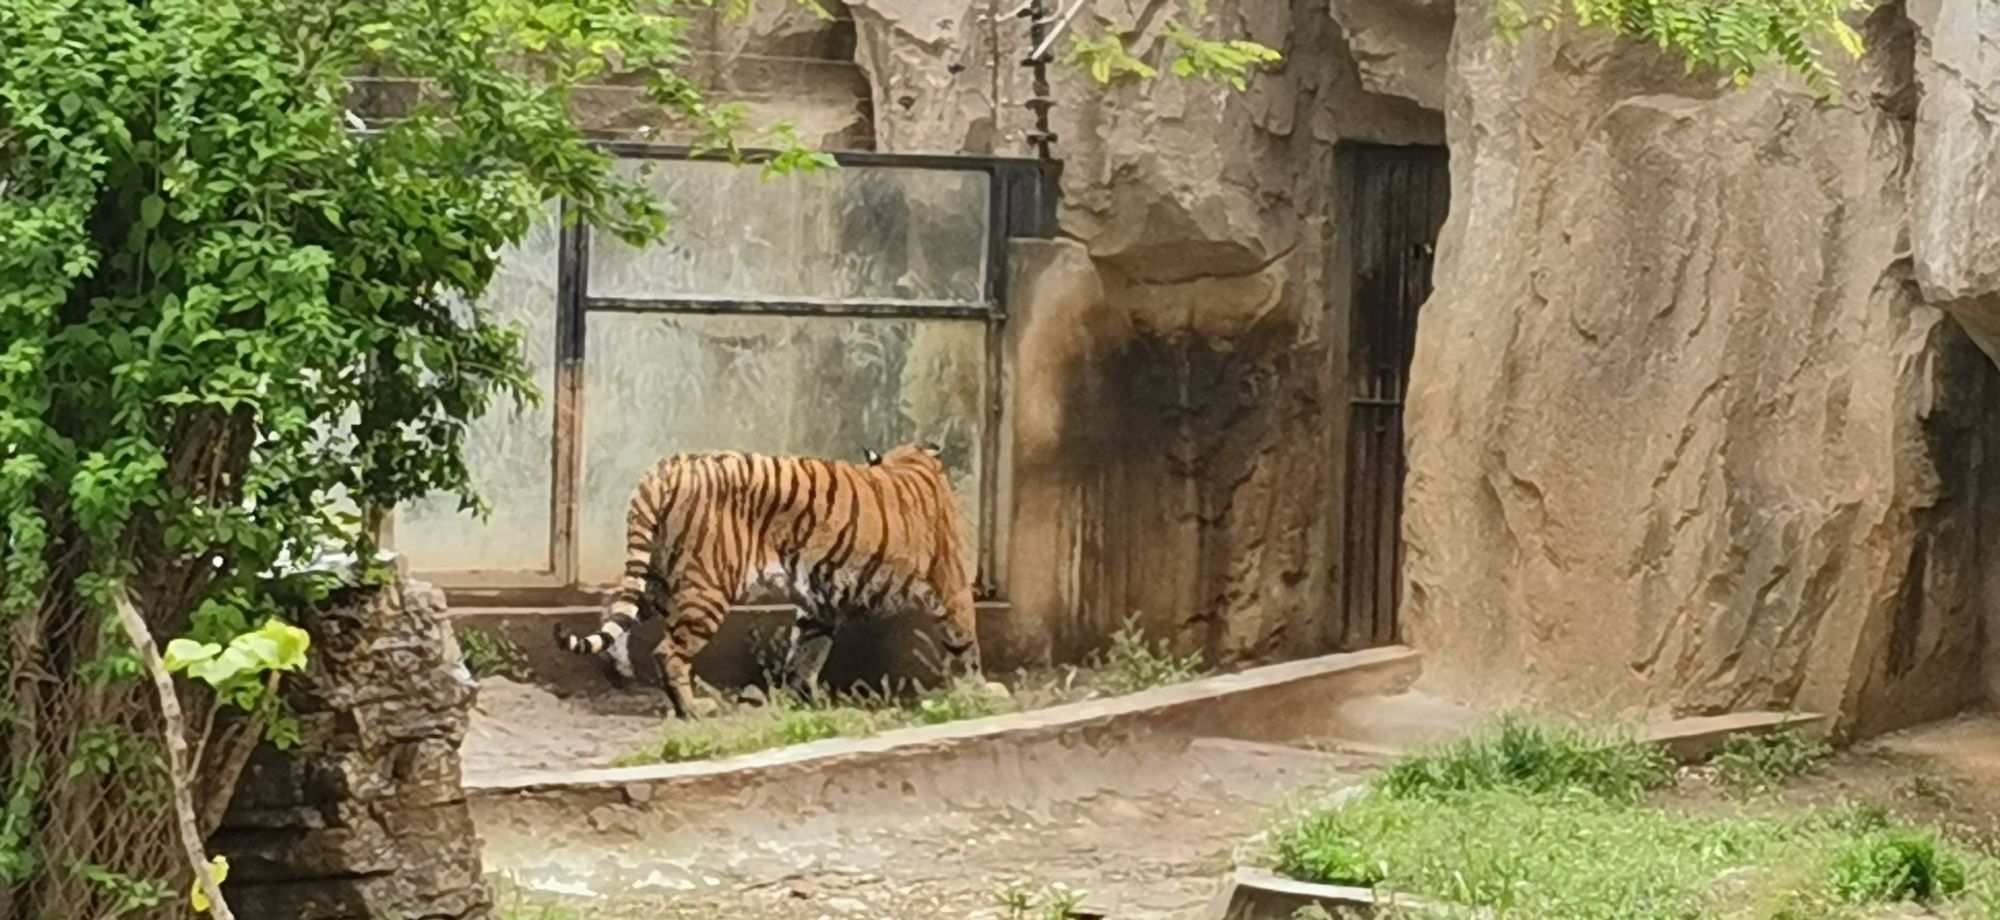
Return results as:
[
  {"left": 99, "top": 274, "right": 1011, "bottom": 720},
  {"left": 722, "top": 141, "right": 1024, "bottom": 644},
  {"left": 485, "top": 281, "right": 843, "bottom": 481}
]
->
[{"left": 210, "top": 577, "right": 492, "bottom": 919}]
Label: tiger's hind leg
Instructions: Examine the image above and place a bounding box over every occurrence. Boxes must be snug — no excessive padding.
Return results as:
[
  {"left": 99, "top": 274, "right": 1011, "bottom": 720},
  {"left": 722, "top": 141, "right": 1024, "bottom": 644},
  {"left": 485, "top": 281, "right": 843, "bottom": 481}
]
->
[
  {"left": 778, "top": 609, "right": 838, "bottom": 703},
  {"left": 655, "top": 584, "right": 728, "bottom": 719}
]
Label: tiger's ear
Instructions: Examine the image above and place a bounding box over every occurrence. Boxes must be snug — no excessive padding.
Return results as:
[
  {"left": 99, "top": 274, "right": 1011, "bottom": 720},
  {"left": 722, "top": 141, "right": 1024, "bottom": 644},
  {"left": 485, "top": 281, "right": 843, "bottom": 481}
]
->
[
  {"left": 918, "top": 441, "right": 941, "bottom": 457},
  {"left": 864, "top": 449, "right": 883, "bottom": 465}
]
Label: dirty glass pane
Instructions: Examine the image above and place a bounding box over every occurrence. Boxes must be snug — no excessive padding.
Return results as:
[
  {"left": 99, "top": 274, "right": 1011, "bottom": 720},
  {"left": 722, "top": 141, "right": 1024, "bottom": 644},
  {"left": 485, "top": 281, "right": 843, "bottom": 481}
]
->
[
  {"left": 577, "top": 312, "right": 986, "bottom": 586},
  {"left": 588, "top": 159, "right": 991, "bottom": 306},
  {"left": 395, "top": 210, "right": 561, "bottom": 573}
]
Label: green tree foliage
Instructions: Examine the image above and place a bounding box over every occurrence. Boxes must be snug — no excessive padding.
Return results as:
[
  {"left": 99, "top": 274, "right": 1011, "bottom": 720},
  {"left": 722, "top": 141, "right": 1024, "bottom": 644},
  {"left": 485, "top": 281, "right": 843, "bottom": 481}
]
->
[
  {"left": 1069, "top": 0, "right": 1866, "bottom": 97},
  {"left": 1499, "top": 0, "right": 1869, "bottom": 95},
  {"left": 0, "top": 0, "right": 819, "bottom": 913},
  {"left": 1067, "top": 0, "right": 1284, "bottom": 90}
]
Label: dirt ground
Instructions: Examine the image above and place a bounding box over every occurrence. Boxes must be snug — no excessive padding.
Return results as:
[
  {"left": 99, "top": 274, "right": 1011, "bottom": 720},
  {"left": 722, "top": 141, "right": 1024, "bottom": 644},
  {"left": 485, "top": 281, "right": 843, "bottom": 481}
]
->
[
  {"left": 463, "top": 677, "right": 667, "bottom": 779},
  {"left": 469, "top": 669, "right": 2000, "bottom": 920},
  {"left": 1768, "top": 713, "right": 2000, "bottom": 839},
  {"left": 486, "top": 741, "right": 1382, "bottom": 919}
]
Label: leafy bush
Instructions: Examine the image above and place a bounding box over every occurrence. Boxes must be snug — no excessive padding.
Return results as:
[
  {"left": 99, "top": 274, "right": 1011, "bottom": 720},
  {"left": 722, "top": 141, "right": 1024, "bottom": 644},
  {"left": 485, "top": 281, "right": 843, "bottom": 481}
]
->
[
  {"left": 1493, "top": 0, "right": 1869, "bottom": 95},
  {"left": 458, "top": 628, "right": 532, "bottom": 683},
  {"left": 1095, "top": 616, "right": 1207, "bottom": 696},
  {"left": 1711, "top": 727, "right": 1830, "bottom": 795},
  {"left": 0, "top": 0, "right": 826, "bottom": 910},
  {"left": 1377, "top": 715, "right": 1673, "bottom": 802},
  {"left": 1830, "top": 826, "right": 1970, "bottom": 905}
]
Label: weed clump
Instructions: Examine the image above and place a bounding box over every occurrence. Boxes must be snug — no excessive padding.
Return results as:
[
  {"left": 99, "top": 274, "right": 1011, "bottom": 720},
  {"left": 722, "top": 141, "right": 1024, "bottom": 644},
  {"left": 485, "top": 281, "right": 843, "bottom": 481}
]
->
[
  {"left": 1712, "top": 726, "right": 1830, "bottom": 795},
  {"left": 1377, "top": 714, "right": 1673, "bottom": 802},
  {"left": 992, "top": 881, "right": 1088, "bottom": 919},
  {"left": 1830, "top": 826, "right": 1970, "bottom": 904},
  {"left": 1094, "top": 615, "right": 1206, "bottom": 696},
  {"left": 458, "top": 628, "right": 532, "bottom": 682}
]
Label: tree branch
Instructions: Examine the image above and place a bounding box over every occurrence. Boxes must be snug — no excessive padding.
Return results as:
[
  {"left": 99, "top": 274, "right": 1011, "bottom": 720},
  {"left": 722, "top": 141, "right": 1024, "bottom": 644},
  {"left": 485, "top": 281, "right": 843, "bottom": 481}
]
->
[{"left": 110, "top": 587, "right": 236, "bottom": 920}]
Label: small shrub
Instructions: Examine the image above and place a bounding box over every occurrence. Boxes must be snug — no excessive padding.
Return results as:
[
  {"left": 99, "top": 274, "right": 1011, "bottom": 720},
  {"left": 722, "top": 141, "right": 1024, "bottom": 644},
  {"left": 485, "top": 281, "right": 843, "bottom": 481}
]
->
[
  {"left": 1095, "top": 615, "right": 1207, "bottom": 696},
  {"left": 1830, "top": 827, "right": 1970, "bottom": 904},
  {"left": 458, "top": 628, "right": 533, "bottom": 682},
  {"left": 1270, "top": 808, "right": 1391, "bottom": 888},
  {"left": 1711, "top": 727, "right": 1830, "bottom": 795},
  {"left": 1377, "top": 715, "right": 1673, "bottom": 802},
  {"left": 992, "top": 881, "right": 1089, "bottom": 920}
]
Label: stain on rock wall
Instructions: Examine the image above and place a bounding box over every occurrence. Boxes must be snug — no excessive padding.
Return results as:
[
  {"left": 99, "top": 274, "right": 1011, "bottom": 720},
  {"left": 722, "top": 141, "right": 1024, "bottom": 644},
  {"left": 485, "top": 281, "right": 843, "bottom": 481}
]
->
[
  {"left": 847, "top": 0, "right": 1445, "bottom": 665},
  {"left": 1401, "top": 0, "right": 2000, "bottom": 735}
]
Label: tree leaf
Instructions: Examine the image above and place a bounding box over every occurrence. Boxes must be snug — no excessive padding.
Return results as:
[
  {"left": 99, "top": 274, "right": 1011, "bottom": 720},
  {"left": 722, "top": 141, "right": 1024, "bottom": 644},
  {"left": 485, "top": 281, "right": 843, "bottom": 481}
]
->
[
  {"left": 140, "top": 195, "right": 164, "bottom": 229},
  {"left": 161, "top": 639, "right": 220, "bottom": 674}
]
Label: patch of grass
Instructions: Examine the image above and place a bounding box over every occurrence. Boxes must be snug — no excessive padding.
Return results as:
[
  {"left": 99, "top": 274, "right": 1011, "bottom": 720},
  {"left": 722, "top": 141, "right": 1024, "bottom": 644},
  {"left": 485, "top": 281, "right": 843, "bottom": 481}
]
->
[
  {"left": 992, "top": 880, "right": 1089, "bottom": 919},
  {"left": 1711, "top": 726, "right": 1831, "bottom": 795},
  {"left": 913, "top": 678, "right": 1016, "bottom": 725},
  {"left": 1377, "top": 714, "right": 1674, "bottom": 802},
  {"left": 1274, "top": 789, "right": 1794, "bottom": 914},
  {"left": 1266, "top": 718, "right": 2000, "bottom": 918},
  {"left": 458, "top": 628, "right": 532, "bottom": 682},
  {"left": 1271, "top": 789, "right": 1999, "bottom": 918},
  {"left": 616, "top": 678, "right": 1019, "bottom": 765},
  {"left": 1094, "top": 614, "right": 1206, "bottom": 696},
  {"left": 1830, "top": 826, "right": 1969, "bottom": 904}
]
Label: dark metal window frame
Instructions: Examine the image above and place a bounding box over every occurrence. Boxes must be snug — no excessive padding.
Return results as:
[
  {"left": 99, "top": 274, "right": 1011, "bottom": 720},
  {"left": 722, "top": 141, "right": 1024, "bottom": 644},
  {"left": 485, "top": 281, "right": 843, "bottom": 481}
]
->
[{"left": 529, "top": 143, "right": 1059, "bottom": 599}]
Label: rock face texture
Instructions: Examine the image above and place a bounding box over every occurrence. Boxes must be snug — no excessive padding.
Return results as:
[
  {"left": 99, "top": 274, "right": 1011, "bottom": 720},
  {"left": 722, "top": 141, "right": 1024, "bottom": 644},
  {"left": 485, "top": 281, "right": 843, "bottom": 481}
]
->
[
  {"left": 842, "top": 0, "right": 1444, "bottom": 665},
  {"left": 1909, "top": 0, "right": 2000, "bottom": 360},
  {"left": 1402, "top": 5, "right": 2000, "bottom": 734},
  {"left": 211, "top": 578, "right": 492, "bottom": 919}
]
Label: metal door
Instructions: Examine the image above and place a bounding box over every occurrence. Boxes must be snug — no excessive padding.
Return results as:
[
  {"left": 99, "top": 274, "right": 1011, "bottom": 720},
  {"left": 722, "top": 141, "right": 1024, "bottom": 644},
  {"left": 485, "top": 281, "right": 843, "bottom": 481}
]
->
[{"left": 1337, "top": 143, "right": 1449, "bottom": 649}]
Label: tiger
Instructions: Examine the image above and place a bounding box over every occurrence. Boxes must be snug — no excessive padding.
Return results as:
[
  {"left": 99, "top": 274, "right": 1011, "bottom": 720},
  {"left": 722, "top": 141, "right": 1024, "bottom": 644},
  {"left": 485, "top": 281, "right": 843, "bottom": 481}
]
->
[{"left": 554, "top": 442, "right": 981, "bottom": 719}]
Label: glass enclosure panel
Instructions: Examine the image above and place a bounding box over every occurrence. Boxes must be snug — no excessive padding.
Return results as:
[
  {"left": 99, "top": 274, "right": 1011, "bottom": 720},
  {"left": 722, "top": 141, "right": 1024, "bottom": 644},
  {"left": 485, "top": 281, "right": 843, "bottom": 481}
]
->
[
  {"left": 577, "top": 312, "right": 986, "bottom": 586},
  {"left": 588, "top": 160, "right": 992, "bottom": 306},
  {"left": 395, "top": 210, "right": 561, "bottom": 572}
]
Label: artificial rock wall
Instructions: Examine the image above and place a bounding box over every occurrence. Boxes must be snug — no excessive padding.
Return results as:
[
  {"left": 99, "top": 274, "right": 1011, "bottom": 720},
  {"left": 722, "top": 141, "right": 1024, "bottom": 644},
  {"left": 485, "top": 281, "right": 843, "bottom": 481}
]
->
[
  {"left": 835, "top": 0, "right": 1445, "bottom": 666},
  {"left": 1401, "top": 0, "right": 2000, "bottom": 735},
  {"left": 518, "top": 0, "right": 2000, "bottom": 731},
  {"left": 210, "top": 577, "right": 492, "bottom": 919}
]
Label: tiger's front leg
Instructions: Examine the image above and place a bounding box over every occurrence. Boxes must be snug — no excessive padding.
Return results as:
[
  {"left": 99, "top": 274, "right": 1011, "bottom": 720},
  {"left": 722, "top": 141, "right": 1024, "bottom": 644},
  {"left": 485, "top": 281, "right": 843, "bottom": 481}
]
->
[{"left": 655, "top": 585, "right": 727, "bottom": 719}]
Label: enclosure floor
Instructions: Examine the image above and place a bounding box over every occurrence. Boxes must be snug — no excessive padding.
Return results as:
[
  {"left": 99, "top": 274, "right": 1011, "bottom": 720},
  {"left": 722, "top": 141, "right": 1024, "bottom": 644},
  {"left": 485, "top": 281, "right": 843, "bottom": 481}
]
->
[
  {"left": 463, "top": 677, "right": 665, "bottom": 779},
  {"left": 482, "top": 741, "right": 1380, "bottom": 919}
]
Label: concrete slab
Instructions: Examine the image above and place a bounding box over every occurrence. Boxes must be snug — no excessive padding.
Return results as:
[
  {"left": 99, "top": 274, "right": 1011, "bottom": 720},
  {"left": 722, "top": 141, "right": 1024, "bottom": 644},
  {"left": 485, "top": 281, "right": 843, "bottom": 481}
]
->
[
  {"left": 1201, "top": 868, "right": 1450, "bottom": 919},
  {"left": 469, "top": 646, "right": 1420, "bottom": 834},
  {"left": 1644, "top": 711, "right": 1831, "bottom": 764}
]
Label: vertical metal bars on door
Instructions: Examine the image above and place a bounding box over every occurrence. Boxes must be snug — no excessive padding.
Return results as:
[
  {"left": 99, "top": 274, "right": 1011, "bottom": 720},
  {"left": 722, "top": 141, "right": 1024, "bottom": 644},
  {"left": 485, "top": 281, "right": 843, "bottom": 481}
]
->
[{"left": 1338, "top": 143, "right": 1450, "bottom": 649}]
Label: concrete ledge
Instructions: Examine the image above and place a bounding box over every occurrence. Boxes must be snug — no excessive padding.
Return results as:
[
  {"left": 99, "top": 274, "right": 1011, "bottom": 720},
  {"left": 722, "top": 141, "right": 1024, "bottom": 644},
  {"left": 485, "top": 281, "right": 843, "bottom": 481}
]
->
[
  {"left": 468, "top": 646, "right": 1420, "bottom": 836},
  {"left": 1644, "top": 711, "right": 1831, "bottom": 764},
  {"left": 1202, "top": 868, "right": 1449, "bottom": 919}
]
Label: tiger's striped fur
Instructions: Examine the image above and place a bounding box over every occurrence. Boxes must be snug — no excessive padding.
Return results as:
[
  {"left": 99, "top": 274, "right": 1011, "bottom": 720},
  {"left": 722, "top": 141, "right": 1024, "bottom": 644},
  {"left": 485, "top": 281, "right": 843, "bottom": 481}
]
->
[{"left": 554, "top": 442, "right": 979, "bottom": 718}]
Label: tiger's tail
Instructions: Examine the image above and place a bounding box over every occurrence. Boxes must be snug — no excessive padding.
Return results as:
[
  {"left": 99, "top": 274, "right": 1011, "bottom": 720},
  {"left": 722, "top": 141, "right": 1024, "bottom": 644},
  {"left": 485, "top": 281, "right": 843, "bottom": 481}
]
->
[{"left": 556, "top": 462, "right": 671, "bottom": 663}]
